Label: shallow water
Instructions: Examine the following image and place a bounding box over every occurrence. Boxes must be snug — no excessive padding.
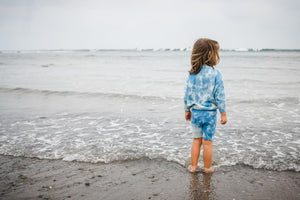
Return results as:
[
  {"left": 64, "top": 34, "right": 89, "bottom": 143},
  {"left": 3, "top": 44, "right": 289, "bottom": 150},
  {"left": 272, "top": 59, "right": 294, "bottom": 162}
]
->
[{"left": 0, "top": 50, "right": 299, "bottom": 171}]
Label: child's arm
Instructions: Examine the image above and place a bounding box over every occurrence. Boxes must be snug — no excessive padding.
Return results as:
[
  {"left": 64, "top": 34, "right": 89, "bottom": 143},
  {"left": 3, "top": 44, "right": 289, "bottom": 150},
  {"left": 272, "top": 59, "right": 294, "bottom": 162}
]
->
[
  {"left": 215, "top": 71, "right": 227, "bottom": 124},
  {"left": 220, "top": 112, "right": 227, "bottom": 124},
  {"left": 185, "top": 111, "right": 191, "bottom": 121}
]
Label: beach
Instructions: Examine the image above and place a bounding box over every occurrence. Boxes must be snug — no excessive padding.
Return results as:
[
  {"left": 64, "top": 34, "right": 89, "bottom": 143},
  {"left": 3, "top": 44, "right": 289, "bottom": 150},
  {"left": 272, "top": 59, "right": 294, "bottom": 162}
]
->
[
  {"left": 1, "top": 0, "right": 300, "bottom": 199},
  {"left": 1, "top": 154, "right": 299, "bottom": 200},
  {"left": 0, "top": 50, "right": 299, "bottom": 199}
]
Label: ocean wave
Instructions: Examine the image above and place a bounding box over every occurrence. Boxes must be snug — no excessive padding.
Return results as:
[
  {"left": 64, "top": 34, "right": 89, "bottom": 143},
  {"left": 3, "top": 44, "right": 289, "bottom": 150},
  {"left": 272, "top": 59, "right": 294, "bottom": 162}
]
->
[
  {"left": 1, "top": 87, "right": 299, "bottom": 105},
  {"left": 227, "top": 97, "right": 299, "bottom": 104},
  {"left": 225, "top": 79, "right": 300, "bottom": 84},
  {"left": 1, "top": 48, "right": 300, "bottom": 54},
  {"left": 0, "top": 87, "right": 174, "bottom": 101},
  {"left": 220, "top": 48, "right": 300, "bottom": 52},
  {"left": 0, "top": 151, "right": 298, "bottom": 172},
  {"left": 0, "top": 113, "right": 298, "bottom": 172}
]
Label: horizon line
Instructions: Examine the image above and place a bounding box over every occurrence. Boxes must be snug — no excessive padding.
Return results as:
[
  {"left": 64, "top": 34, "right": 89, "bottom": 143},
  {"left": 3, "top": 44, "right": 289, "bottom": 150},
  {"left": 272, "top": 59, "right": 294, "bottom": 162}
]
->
[{"left": 1, "top": 48, "right": 300, "bottom": 52}]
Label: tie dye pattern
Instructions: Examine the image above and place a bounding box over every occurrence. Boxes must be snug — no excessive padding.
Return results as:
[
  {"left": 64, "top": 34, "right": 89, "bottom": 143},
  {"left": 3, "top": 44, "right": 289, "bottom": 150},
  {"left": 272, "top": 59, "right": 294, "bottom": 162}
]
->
[
  {"left": 184, "top": 65, "right": 226, "bottom": 140},
  {"left": 184, "top": 65, "right": 226, "bottom": 113},
  {"left": 191, "top": 110, "right": 217, "bottom": 140}
]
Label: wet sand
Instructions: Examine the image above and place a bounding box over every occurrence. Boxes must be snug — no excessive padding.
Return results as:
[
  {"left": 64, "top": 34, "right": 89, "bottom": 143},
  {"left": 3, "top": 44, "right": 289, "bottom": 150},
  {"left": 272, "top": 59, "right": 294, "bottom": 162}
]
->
[{"left": 0, "top": 154, "right": 299, "bottom": 200}]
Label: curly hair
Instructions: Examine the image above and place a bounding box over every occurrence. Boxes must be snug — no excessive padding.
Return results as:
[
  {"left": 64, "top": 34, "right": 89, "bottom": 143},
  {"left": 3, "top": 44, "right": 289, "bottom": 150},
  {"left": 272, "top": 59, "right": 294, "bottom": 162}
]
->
[{"left": 189, "top": 38, "right": 220, "bottom": 74}]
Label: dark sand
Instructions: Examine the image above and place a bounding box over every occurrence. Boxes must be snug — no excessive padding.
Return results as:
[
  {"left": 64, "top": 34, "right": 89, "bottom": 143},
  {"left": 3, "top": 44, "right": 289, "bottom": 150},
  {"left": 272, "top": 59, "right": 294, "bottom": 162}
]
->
[{"left": 0, "top": 155, "right": 299, "bottom": 200}]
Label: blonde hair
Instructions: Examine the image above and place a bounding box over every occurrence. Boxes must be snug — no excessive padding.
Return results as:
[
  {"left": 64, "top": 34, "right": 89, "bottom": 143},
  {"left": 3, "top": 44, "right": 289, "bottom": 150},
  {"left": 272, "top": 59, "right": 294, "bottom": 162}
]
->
[{"left": 189, "top": 38, "right": 220, "bottom": 74}]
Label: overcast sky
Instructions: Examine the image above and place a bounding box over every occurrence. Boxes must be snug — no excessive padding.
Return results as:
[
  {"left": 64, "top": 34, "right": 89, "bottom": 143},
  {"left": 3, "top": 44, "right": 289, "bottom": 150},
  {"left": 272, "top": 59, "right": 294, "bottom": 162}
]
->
[{"left": 0, "top": 0, "right": 299, "bottom": 50}]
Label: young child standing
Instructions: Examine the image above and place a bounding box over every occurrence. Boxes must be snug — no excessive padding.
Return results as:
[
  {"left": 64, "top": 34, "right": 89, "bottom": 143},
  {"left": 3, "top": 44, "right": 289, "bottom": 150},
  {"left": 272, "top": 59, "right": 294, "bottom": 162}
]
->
[{"left": 184, "top": 38, "right": 227, "bottom": 173}]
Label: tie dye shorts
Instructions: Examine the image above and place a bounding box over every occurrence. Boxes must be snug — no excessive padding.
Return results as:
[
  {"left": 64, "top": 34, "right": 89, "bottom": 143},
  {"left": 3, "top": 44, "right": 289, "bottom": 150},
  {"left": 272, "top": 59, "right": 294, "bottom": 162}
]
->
[{"left": 191, "top": 109, "right": 217, "bottom": 141}]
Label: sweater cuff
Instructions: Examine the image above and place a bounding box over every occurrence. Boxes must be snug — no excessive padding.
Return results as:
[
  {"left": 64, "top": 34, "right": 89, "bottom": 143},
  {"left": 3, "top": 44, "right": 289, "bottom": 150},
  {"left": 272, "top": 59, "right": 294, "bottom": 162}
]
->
[
  {"left": 218, "top": 105, "right": 226, "bottom": 113},
  {"left": 184, "top": 105, "right": 191, "bottom": 112}
]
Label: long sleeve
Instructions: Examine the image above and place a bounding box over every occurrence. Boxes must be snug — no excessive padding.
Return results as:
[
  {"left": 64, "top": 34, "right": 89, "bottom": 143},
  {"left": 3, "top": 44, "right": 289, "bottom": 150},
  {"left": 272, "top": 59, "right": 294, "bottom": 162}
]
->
[
  {"left": 214, "top": 71, "right": 226, "bottom": 113},
  {"left": 184, "top": 74, "right": 192, "bottom": 112}
]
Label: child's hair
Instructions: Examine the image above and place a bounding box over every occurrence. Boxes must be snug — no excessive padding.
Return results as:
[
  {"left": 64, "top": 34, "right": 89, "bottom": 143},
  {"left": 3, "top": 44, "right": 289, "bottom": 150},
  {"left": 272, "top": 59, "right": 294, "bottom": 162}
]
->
[{"left": 189, "top": 38, "right": 220, "bottom": 74}]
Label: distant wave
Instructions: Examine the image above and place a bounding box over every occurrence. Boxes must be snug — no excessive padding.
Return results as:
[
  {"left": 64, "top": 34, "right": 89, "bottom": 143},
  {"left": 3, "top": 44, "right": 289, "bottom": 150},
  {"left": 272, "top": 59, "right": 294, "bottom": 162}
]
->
[
  {"left": 260, "top": 49, "right": 300, "bottom": 52},
  {"left": 221, "top": 48, "right": 300, "bottom": 52},
  {"left": 228, "top": 97, "right": 299, "bottom": 104},
  {"left": 0, "top": 87, "right": 298, "bottom": 105},
  {"left": 0, "top": 48, "right": 191, "bottom": 53},
  {"left": 0, "top": 87, "right": 174, "bottom": 101},
  {"left": 226, "top": 79, "right": 300, "bottom": 84},
  {"left": 1, "top": 48, "right": 300, "bottom": 53}
]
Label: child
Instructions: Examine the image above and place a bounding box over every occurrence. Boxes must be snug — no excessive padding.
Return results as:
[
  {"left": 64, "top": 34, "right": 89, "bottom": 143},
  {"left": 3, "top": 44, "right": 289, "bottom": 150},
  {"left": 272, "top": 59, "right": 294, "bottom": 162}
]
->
[{"left": 184, "top": 38, "right": 227, "bottom": 173}]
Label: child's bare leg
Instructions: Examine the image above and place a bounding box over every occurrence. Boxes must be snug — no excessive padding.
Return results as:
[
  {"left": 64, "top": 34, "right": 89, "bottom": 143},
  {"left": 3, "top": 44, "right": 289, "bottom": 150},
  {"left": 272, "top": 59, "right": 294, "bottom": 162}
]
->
[
  {"left": 202, "top": 138, "right": 212, "bottom": 169},
  {"left": 191, "top": 138, "right": 202, "bottom": 167}
]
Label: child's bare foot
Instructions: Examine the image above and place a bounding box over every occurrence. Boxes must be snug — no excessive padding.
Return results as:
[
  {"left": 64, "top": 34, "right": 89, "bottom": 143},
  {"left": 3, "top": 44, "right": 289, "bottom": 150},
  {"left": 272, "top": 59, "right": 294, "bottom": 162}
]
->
[
  {"left": 203, "top": 166, "right": 218, "bottom": 174},
  {"left": 187, "top": 165, "right": 198, "bottom": 173}
]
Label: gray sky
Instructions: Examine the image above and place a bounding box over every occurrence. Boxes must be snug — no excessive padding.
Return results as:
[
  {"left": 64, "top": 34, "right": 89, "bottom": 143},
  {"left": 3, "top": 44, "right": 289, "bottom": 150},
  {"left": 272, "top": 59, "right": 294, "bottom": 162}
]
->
[{"left": 0, "top": 0, "right": 299, "bottom": 50}]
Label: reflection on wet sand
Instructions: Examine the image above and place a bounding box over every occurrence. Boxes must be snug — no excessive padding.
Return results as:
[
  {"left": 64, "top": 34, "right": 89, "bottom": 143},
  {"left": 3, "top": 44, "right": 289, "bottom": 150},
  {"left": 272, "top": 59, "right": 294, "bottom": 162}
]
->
[{"left": 188, "top": 172, "right": 214, "bottom": 200}]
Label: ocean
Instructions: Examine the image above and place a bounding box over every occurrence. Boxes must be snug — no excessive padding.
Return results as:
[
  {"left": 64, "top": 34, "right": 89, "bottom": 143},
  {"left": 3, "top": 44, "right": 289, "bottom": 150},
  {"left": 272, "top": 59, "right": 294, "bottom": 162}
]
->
[{"left": 0, "top": 49, "right": 299, "bottom": 171}]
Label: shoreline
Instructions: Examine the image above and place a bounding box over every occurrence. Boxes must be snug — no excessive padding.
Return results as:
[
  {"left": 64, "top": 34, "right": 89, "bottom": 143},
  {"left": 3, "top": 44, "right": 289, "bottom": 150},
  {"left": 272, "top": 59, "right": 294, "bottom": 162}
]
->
[{"left": 0, "top": 154, "right": 299, "bottom": 200}]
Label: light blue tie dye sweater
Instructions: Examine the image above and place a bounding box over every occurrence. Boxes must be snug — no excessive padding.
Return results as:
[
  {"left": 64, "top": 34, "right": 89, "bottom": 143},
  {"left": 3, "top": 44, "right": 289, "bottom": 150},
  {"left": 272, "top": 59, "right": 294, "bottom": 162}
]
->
[{"left": 184, "top": 65, "right": 226, "bottom": 113}]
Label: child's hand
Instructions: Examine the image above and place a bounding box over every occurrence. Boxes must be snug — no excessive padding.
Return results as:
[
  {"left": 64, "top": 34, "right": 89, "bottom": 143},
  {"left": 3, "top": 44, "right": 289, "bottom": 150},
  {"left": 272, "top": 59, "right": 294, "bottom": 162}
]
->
[
  {"left": 185, "top": 111, "right": 191, "bottom": 121},
  {"left": 220, "top": 112, "right": 227, "bottom": 124}
]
